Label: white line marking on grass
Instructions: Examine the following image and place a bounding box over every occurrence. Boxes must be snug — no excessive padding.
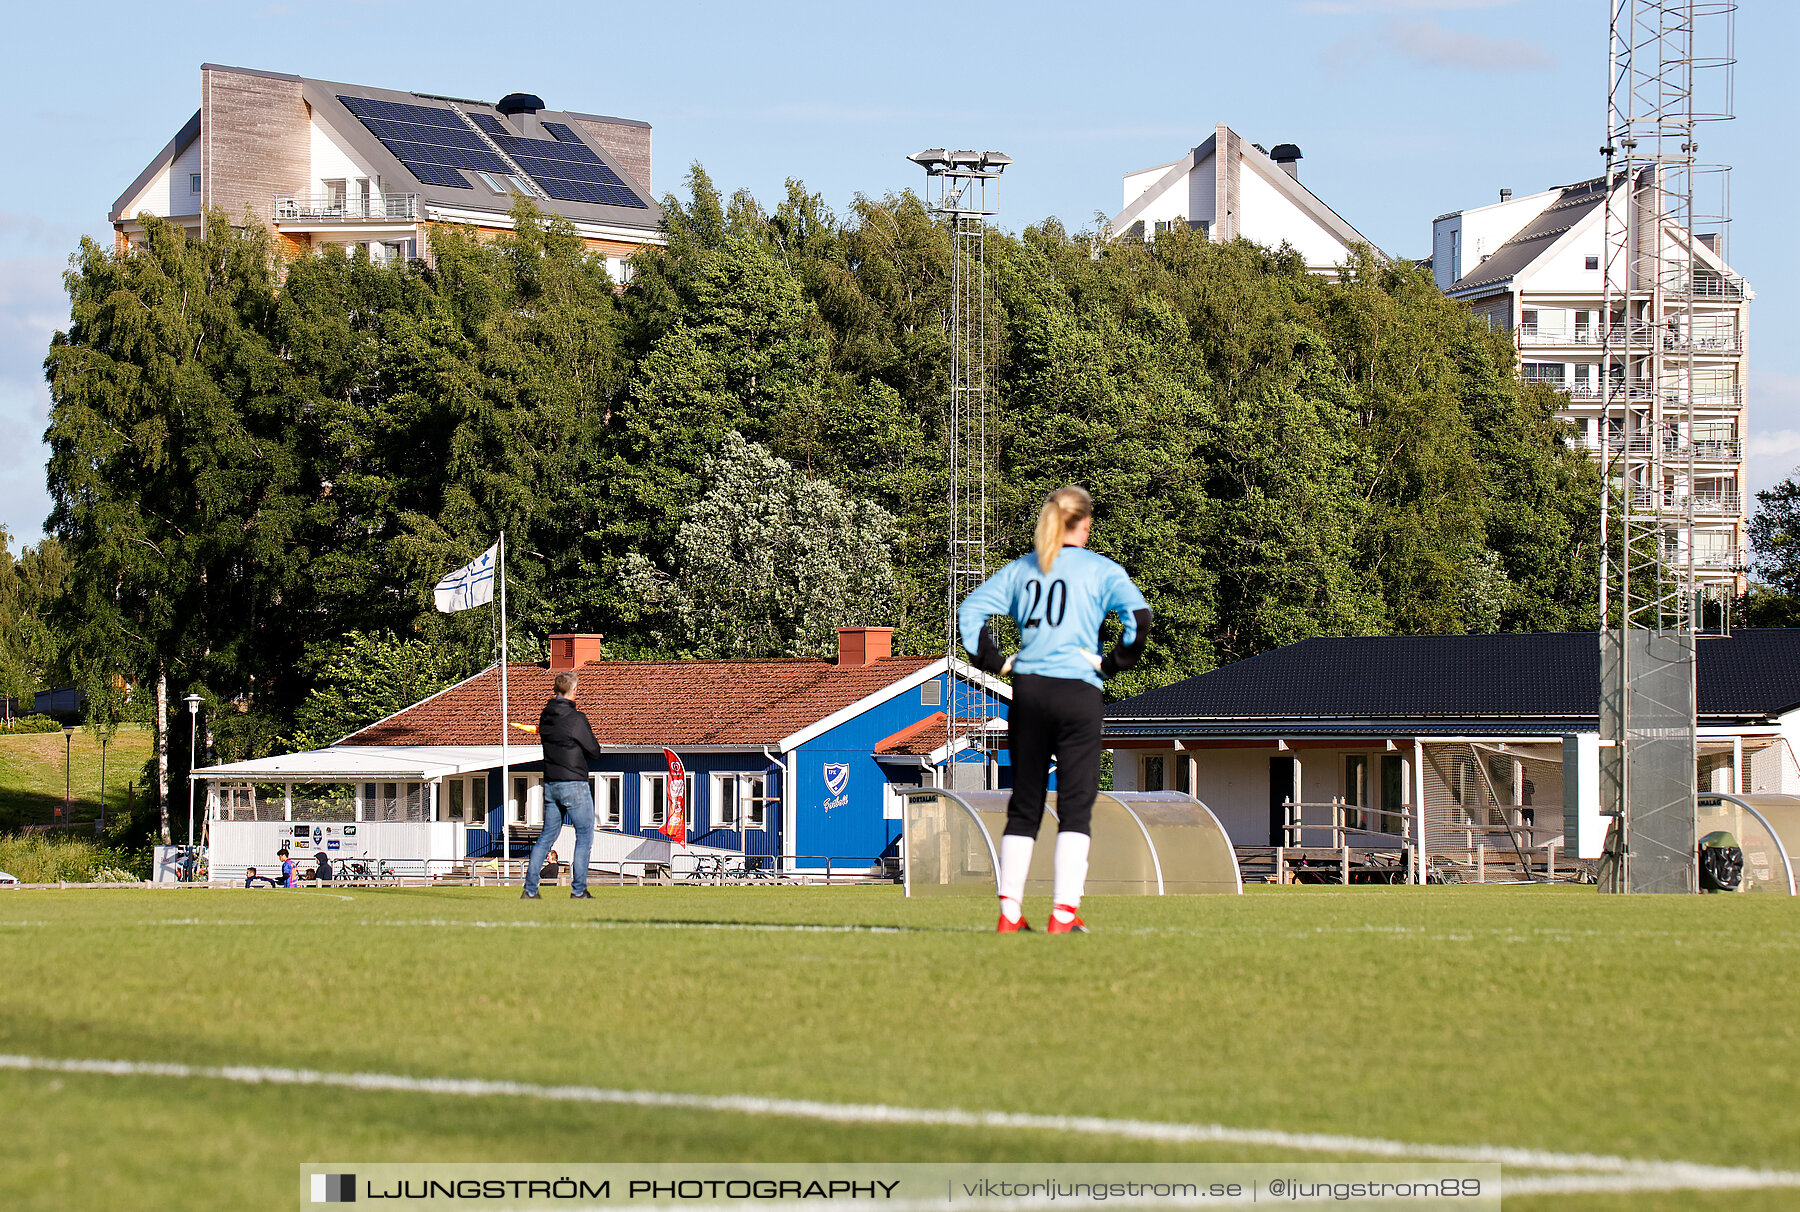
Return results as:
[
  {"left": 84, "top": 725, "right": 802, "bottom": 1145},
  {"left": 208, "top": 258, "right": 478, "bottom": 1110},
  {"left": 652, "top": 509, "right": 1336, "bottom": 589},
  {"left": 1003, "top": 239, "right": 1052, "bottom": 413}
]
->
[
  {"left": 0, "top": 918, "right": 919, "bottom": 934},
  {"left": 371, "top": 918, "right": 910, "bottom": 935},
  {"left": 2, "top": 1053, "right": 1795, "bottom": 1195}
]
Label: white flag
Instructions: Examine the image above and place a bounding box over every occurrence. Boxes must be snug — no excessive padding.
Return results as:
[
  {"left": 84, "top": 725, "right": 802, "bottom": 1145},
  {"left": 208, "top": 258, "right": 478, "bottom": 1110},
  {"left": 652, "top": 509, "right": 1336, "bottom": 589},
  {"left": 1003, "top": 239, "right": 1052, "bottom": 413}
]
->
[{"left": 434, "top": 542, "right": 499, "bottom": 613}]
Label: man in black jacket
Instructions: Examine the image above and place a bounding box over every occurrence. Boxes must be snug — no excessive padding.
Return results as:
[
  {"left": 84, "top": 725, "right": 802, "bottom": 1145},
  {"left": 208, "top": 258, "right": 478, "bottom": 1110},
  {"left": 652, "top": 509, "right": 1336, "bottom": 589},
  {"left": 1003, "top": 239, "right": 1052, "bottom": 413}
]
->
[{"left": 523, "top": 671, "right": 603, "bottom": 899}]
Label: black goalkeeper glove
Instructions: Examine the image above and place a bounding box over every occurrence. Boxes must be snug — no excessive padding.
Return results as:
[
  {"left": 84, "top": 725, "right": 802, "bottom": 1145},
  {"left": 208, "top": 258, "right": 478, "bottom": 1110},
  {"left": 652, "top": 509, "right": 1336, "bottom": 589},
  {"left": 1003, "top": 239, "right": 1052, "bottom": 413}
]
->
[
  {"left": 969, "top": 624, "right": 1007, "bottom": 675},
  {"left": 1098, "top": 609, "right": 1153, "bottom": 678}
]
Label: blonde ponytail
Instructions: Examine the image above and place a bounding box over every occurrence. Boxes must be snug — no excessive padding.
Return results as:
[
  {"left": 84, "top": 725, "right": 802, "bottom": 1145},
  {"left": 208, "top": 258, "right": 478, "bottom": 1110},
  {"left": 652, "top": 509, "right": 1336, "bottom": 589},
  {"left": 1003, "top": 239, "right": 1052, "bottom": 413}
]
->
[{"left": 1034, "top": 485, "right": 1094, "bottom": 574}]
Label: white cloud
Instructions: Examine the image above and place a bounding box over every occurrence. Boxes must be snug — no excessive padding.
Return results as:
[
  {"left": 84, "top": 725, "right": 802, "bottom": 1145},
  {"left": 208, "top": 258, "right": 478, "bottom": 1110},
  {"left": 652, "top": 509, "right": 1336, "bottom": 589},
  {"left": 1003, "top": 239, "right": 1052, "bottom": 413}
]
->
[
  {"left": 1319, "top": 15, "right": 1554, "bottom": 74},
  {"left": 1388, "top": 17, "right": 1555, "bottom": 69},
  {"left": 1747, "top": 372, "right": 1800, "bottom": 497},
  {"left": 0, "top": 255, "right": 68, "bottom": 546}
]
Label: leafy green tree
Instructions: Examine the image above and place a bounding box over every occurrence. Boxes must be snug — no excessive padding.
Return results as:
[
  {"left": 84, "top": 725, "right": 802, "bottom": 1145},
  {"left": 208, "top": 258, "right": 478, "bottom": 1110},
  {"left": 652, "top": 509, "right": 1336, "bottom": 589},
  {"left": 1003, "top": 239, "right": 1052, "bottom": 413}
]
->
[
  {"left": 0, "top": 530, "right": 69, "bottom": 719},
  {"left": 45, "top": 213, "right": 309, "bottom": 838},
  {"left": 1749, "top": 474, "right": 1800, "bottom": 594},
  {"left": 621, "top": 432, "right": 899, "bottom": 657},
  {"left": 1743, "top": 473, "right": 1800, "bottom": 626},
  {"left": 287, "top": 630, "right": 479, "bottom": 751}
]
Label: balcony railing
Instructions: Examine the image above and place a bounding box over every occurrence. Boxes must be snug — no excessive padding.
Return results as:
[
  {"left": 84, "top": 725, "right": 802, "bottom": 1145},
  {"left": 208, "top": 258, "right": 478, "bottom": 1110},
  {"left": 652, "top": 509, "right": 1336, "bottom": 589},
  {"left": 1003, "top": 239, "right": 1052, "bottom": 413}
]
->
[
  {"left": 1565, "top": 383, "right": 1743, "bottom": 409},
  {"left": 1575, "top": 432, "right": 1741, "bottom": 462},
  {"left": 274, "top": 193, "right": 420, "bottom": 221},
  {"left": 1630, "top": 489, "right": 1742, "bottom": 514},
  {"left": 1575, "top": 434, "right": 1652, "bottom": 455},
  {"left": 1566, "top": 381, "right": 1659, "bottom": 402},
  {"left": 1665, "top": 546, "right": 1748, "bottom": 569},
  {"left": 1519, "top": 325, "right": 1600, "bottom": 347},
  {"left": 1659, "top": 270, "right": 1748, "bottom": 301},
  {"left": 1671, "top": 439, "right": 1743, "bottom": 461}
]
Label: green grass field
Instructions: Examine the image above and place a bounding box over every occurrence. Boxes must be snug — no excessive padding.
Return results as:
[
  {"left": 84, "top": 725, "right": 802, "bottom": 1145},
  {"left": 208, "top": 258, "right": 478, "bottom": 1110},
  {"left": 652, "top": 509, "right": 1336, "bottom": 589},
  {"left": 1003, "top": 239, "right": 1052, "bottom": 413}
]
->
[
  {"left": 1, "top": 884, "right": 1795, "bottom": 1211},
  {"left": 0, "top": 724, "right": 153, "bottom": 833}
]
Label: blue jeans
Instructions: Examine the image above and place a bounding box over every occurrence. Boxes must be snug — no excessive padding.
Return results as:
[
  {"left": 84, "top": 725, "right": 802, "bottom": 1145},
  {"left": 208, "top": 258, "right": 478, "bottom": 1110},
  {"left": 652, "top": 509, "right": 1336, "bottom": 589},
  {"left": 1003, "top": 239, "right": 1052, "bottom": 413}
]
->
[{"left": 526, "top": 780, "right": 594, "bottom": 895}]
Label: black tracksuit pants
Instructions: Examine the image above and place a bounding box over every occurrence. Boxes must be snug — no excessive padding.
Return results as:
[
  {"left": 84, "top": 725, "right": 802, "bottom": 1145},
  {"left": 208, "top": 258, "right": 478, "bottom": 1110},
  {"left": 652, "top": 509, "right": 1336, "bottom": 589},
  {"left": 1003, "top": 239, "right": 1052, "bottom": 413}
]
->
[{"left": 1004, "top": 673, "right": 1104, "bottom": 839}]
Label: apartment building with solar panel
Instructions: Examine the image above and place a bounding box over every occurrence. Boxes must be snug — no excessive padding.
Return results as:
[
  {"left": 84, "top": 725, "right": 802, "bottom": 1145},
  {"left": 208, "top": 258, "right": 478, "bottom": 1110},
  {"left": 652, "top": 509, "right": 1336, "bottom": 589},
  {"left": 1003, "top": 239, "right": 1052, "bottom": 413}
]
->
[{"left": 111, "top": 64, "right": 660, "bottom": 281}]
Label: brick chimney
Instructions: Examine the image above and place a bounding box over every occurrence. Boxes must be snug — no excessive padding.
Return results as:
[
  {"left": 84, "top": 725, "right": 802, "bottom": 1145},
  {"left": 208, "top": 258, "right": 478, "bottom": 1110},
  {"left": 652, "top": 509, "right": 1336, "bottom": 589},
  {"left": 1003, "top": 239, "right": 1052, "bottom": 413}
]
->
[
  {"left": 836, "top": 627, "right": 893, "bottom": 667},
  {"left": 548, "top": 633, "right": 605, "bottom": 673}
]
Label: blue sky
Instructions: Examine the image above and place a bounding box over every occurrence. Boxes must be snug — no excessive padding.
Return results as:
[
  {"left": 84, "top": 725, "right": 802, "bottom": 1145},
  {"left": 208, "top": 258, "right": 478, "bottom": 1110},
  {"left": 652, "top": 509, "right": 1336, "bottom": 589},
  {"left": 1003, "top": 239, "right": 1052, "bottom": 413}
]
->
[{"left": 2, "top": 0, "right": 1795, "bottom": 547}]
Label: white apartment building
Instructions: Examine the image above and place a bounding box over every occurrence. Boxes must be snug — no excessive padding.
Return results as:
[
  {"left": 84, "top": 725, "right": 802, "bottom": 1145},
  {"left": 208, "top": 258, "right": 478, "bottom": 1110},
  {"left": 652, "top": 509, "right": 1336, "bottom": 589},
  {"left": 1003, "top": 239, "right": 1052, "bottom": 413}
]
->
[
  {"left": 1111, "top": 123, "right": 1383, "bottom": 271},
  {"left": 112, "top": 64, "right": 661, "bottom": 279},
  {"left": 1432, "top": 176, "right": 1752, "bottom": 591}
]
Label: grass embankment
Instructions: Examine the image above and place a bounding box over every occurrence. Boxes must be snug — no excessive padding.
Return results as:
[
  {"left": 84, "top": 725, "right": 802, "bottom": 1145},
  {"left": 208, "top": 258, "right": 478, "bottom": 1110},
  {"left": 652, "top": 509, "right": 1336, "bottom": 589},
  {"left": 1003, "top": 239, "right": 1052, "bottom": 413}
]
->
[
  {"left": 0, "top": 884, "right": 1795, "bottom": 1211},
  {"left": 0, "top": 723, "right": 153, "bottom": 833}
]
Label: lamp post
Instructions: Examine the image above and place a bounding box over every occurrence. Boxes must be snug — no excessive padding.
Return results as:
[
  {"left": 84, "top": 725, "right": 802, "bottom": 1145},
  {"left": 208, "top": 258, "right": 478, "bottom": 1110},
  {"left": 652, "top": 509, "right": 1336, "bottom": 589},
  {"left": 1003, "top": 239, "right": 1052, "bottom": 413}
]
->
[
  {"left": 99, "top": 734, "right": 108, "bottom": 834},
  {"left": 183, "top": 694, "right": 203, "bottom": 849},
  {"left": 61, "top": 725, "right": 74, "bottom": 825}
]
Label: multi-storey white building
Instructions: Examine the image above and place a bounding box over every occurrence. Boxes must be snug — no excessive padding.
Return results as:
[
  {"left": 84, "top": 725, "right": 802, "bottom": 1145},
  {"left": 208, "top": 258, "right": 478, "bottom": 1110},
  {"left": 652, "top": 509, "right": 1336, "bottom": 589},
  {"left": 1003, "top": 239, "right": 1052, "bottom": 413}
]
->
[
  {"left": 1432, "top": 176, "right": 1752, "bottom": 592},
  {"left": 112, "top": 64, "right": 661, "bottom": 279},
  {"left": 1111, "top": 123, "right": 1382, "bottom": 270}
]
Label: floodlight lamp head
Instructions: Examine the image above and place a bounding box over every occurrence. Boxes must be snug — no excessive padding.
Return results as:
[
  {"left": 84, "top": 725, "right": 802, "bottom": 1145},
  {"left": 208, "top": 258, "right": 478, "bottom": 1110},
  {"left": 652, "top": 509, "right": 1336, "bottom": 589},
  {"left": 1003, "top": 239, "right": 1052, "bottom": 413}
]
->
[
  {"left": 979, "top": 151, "right": 1012, "bottom": 172},
  {"left": 948, "top": 150, "right": 983, "bottom": 168},
  {"left": 908, "top": 149, "right": 949, "bottom": 171}
]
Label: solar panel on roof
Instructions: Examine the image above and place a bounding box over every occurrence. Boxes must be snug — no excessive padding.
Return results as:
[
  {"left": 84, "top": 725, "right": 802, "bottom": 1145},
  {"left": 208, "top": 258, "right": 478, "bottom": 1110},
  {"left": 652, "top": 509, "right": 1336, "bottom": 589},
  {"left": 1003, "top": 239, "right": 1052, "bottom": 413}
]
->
[
  {"left": 360, "top": 118, "right": 493, "bottom": 152},
  {"left": 496, "top": 137, "right": 608, "bottom": 167},
  {"left": 338, "top": 94, "right": 646, "bottom": 206},
  {"left": 383, "top": 141, "right": 510, "bottom": 174},
  {"left": 527, "top": 176, "right": 647, "bottom": 208},
  {"left": 403, "top": 162, "right": 473, "bottom": 188},
  {"left": 339, "top": 95, "right": 464, "bottom": 128}
]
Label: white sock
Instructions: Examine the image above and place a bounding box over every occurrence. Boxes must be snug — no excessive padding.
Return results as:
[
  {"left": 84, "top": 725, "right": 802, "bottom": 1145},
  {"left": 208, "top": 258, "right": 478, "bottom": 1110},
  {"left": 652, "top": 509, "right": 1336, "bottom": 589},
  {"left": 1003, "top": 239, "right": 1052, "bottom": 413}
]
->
[
  {"left": 1053, "top": 831, "right": 1091, "bottom": 917},
  {"left": 998, "top": 834, "right": 1035, "bottom": 920}
]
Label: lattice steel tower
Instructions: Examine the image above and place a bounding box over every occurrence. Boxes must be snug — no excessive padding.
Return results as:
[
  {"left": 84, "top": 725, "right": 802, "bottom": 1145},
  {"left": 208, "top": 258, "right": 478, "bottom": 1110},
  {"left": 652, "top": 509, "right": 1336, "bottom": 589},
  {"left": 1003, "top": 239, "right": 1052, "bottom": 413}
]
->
[
  {"left": 1598, "top": 0, "right": 1737, "bottom": 893},
  {"left": 910, "top": 148, "right": 1011, "bottom": 786}
]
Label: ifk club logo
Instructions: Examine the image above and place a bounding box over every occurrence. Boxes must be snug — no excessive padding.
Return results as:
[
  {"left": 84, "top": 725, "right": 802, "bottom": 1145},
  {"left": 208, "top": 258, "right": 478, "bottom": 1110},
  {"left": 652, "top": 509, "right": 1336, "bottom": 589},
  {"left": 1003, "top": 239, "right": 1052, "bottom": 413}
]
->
[
  {"left": 311, "top": 1173, "right": 355, "bottom": 1202},
  {"left": 822, "top": 762, "right": 850, "bottom": 811}
]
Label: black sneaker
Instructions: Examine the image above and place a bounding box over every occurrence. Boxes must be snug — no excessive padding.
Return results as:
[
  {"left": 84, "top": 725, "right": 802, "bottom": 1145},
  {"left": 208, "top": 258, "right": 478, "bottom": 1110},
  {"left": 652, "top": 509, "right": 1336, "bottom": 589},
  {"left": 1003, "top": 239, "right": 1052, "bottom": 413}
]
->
[
  {"left": 570, "top": 890, "right": 593, "bottom": 899},
  {"left": 520, "top": 890, "right": 540, "bottom": 899}
]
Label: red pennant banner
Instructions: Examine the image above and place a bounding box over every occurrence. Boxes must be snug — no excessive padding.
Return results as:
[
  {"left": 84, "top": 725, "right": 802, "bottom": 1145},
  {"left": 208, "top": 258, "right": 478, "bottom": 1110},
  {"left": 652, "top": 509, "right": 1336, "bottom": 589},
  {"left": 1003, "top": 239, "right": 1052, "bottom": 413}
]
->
[{"left": 659, "top": 748, "right": 687, "bottom": 845}]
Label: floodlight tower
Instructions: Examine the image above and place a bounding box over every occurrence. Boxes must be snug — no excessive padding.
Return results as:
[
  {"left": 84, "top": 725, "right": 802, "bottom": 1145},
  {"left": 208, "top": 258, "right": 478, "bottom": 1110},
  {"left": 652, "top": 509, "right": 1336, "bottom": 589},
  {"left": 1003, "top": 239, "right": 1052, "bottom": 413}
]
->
[
  {"left": 1598, "top": 0, "right": 1736, "bottom": 893},
  {"left": 910, "top": 147, "right": 1011, "bottom": 786}
]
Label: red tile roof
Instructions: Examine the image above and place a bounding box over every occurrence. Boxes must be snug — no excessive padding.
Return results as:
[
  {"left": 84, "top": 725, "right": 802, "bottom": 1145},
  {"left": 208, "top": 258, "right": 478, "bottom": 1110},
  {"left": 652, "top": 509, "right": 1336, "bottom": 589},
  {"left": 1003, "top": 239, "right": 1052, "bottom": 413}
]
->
[
  {"left": 343, "top": 657, "right": 940, "bottom": 748},
  {"left": 872, "top": 713, "right": 996, "bottom": 757}
]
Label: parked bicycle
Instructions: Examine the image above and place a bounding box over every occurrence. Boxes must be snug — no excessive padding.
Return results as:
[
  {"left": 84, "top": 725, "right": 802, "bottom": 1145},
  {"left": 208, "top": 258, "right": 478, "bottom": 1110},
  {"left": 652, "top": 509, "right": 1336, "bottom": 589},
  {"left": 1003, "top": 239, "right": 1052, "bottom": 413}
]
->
[{"left": 333, "top": 858, "right": 398, "bottom": 885}]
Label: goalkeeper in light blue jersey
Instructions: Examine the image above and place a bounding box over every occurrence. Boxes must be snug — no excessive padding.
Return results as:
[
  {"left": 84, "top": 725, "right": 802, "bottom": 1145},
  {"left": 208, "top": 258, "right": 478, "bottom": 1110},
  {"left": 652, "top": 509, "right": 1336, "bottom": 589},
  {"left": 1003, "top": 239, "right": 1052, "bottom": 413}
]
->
[{"left": 957, "top": 485, "right": 1152, "bottom": 934}]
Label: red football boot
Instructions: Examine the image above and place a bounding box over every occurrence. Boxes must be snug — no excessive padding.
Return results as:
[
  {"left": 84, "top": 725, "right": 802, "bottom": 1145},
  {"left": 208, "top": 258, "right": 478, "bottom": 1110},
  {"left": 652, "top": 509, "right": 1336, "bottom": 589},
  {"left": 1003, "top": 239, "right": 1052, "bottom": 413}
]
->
[
  {"left": 996, "top": 909, "right": 1032, "bottom": 933},
  {"left": 1046, "top": 904, "right": 1088, "bottom": 934}
]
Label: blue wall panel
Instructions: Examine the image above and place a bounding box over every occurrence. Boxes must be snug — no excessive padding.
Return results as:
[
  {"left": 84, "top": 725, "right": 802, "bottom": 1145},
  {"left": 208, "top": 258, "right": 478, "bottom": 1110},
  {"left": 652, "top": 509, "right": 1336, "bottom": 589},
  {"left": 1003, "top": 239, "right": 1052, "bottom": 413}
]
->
[{"left": 792, "top": 672, "right": 1008, "bottom": 864}]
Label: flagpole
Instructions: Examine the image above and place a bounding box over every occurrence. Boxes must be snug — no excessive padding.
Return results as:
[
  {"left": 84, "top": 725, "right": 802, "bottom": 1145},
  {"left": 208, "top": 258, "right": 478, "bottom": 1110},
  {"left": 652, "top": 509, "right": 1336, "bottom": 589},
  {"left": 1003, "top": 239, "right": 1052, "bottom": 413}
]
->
[{"left": 500, "top": 530, "right": 511, "bottom": 882}]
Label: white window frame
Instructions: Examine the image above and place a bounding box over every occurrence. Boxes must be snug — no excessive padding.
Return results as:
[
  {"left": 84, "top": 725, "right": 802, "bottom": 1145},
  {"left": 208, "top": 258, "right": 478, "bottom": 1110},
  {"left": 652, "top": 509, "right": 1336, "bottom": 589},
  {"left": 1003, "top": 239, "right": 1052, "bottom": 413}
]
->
[
  {"left": 476, "top": 171, "right": 507, "bottom": 194},
  {"left": 591, "top": 773, "right": 623, "bottom": 830},
  {"left": 190, "top": 173, "right": 202, "bottom": 194},
  {"left": 439, "top": 774, "right": 489, "bottom": 824},
  {"left": 640, "top": 772, "right": 695, "bottom": 829},
  {"left": 708, "top": 772, "right": 771, "bottom": 832},
  {"left": 511, "top": 773, "right": 542, "bottom": 826}
]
